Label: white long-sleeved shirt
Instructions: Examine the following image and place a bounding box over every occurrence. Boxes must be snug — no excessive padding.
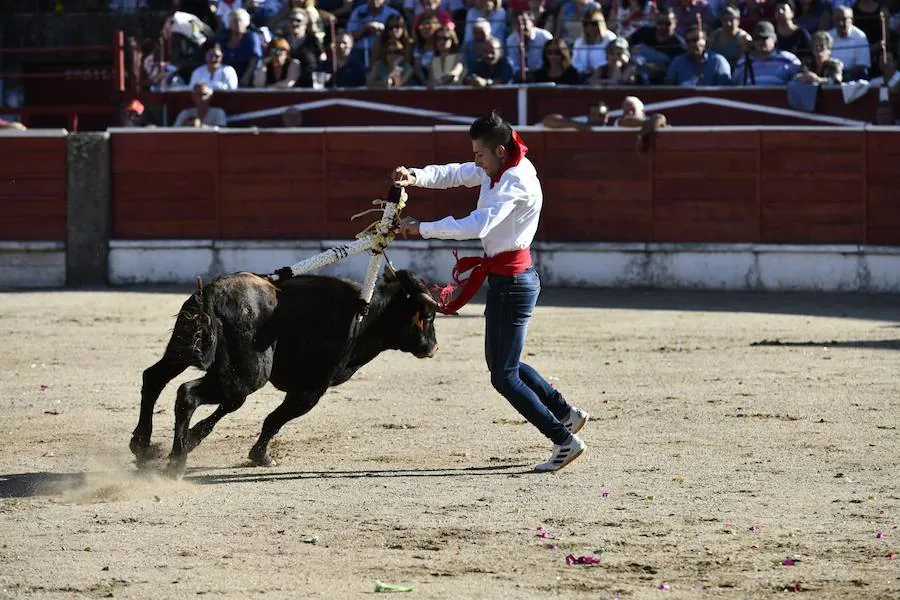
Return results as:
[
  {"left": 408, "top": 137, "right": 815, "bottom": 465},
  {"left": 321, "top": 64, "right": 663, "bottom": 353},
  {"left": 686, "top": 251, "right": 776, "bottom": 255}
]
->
[{"left": 410, "top": 158, "right": 542, "bottom": 258}]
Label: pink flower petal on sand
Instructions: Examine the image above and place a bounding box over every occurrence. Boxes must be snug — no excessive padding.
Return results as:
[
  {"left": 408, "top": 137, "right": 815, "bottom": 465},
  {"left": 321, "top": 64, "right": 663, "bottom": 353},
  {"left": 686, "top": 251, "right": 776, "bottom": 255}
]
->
[
  {"left": 601, "top": 491, "right": 610, "bottom": 498},
  {"left": 39, "top": 384, "right": 49, "bottom": 390},
  {"left": 875, "top": 531, "right": 885, "bottom": 539},
  {"left": 546, "top": 543, "right": 557, "bottom": 550},
  {"left": 748, "top": 525, "right": 760, "bottom": 533},
  {"left": 658, "top": 582, "right": 671, "bottom": 590},
  {"left": 565, "top": 554, "right": 601, "bottom": 566},
  {"left": 782, "top": 558, "right": 796, "bottom": 566},
  {"left": 886, "top": 552, "right": 897, "bottom": 559}
]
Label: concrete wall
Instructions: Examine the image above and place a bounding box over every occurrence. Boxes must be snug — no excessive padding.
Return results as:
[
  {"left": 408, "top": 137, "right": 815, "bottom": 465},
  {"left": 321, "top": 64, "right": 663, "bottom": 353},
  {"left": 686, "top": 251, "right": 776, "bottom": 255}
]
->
[
  {"left": 107, "top": 240, "right": 900, "bottom": 293},
  {"left": 0, "top": 242, "right": 66, "bottom": 289}
]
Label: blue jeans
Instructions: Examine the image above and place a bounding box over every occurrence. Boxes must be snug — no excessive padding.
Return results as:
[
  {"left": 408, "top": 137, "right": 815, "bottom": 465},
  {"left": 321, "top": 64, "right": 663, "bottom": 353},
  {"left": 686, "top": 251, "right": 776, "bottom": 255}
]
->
[{"left": 484, "top": 267, "right": 572, "bottom": 445}]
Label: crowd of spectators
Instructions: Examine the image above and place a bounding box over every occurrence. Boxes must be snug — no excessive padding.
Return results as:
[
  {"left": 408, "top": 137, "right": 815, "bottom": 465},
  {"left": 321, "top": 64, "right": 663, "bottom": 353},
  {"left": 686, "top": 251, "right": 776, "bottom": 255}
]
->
[{"left": 133, "top": 0, "right": 899, "bottom": 93}]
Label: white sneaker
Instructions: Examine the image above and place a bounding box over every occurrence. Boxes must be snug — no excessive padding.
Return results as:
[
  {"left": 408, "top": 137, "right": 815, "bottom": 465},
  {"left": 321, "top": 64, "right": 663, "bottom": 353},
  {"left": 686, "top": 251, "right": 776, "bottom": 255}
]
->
[
  {"left": 535, "top": 434, "right": 586, "bottom": 472},
  {"left": 562, "top": 406, "right": 589, "bottom": 434}
]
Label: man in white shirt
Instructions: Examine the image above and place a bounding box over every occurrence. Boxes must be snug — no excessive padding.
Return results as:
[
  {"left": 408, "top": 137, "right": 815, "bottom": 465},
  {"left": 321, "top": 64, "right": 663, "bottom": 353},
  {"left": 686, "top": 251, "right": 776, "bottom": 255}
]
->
[
  {"left": 505, "top": 11, "right": 553, "bottom": 77},
  {"left": 172, "top": 82, "right": 228, "bottom": 127},
  {"left": 390, "top": 111, "right": 589, "bottom": 473},
  {"left": 828, "top": 6, "right": 870, "bottom": 81},
  {"left": 188, "top": 43, "right": 240, "bottom": 90}
]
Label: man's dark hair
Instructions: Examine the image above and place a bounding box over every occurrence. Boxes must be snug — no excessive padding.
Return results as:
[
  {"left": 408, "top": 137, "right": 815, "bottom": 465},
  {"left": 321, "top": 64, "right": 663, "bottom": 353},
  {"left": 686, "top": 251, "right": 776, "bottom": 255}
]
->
[{"left": 469, "top": 110, "right": 513, "bottom": 152}]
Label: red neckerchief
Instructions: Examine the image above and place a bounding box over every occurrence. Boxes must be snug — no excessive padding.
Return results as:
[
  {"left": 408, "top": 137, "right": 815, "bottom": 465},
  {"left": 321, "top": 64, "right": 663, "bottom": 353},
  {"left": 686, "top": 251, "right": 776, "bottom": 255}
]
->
[{"left": 489, "top": 130, "right": 528, "bottom": 188}]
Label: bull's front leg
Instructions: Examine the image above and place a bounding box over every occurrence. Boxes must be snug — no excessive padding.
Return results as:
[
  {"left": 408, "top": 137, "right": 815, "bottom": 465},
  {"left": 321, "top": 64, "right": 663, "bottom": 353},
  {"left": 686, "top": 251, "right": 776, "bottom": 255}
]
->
[
  {"left": 131, "top": 356, "right": 188, "bottom": 464},
  {"left": 248, "top": 387, "right": 325, "bottom": 467}
]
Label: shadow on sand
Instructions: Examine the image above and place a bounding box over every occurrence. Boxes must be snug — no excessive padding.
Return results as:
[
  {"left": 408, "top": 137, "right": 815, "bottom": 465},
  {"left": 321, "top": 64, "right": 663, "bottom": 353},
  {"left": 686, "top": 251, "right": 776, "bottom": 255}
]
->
[{"left": 0, "top": 464, "right": 534, "bottom": 499}]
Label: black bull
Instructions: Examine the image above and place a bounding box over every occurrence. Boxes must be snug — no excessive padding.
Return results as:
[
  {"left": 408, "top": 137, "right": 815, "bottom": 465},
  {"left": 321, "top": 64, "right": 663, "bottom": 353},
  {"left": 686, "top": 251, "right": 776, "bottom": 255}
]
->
[{"left": 130, "top": 268, "right": 439, "bottom": 476}]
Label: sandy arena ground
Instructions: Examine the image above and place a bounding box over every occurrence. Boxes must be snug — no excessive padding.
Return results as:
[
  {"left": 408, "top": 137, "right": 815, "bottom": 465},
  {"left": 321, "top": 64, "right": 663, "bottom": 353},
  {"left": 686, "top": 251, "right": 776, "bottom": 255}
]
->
[{"left": 0, "top": 285, "right": 897, "bottom": 599}]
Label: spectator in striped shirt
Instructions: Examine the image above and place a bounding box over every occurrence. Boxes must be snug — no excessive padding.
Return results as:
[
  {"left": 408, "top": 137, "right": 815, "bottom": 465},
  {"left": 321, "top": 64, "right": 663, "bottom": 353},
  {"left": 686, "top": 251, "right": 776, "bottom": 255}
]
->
[{"left": 733, "top": 20, "right": 800, "bottom": 84}]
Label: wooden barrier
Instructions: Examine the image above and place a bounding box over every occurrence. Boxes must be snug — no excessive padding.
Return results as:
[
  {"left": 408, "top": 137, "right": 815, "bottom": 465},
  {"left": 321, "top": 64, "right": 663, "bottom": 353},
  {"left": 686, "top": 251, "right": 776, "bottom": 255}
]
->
[
  {"left": 0, "top": 135, "right": 67, "bottom": 240},
  {"left": 5, "top": 128, "right": 897, "bottom": 246}
]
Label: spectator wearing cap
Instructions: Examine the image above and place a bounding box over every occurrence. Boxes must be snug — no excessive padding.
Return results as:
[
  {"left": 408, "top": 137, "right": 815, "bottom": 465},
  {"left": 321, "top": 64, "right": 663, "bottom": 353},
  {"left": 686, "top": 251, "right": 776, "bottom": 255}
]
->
[
  {"left": 589, "top": 36, "right": 646, "bottom": 84},
  {"left": 795, "top": 30, "right": 844, "bottom": 83},
  {"left": 122, "top": 98, "right": 148, "bottom": 126},
  {"left": 774, "top": 0, "right": 810, "bottom": 61},
  {"left": 321, "top": 30, "right": 367, "bottom": 87},
  {"left": 253, "top": 36, "right": 302, "bottom": 87},
  {"left": 347, "top": 0, "right": 400, "bottom": 69},
  {"left": 188, "top": 41, "right": 240, "bottom": 89},
  {"left": 173, "top": 82, "right": 228, "bottom": 127},
  {"left": 733, "top": 20, "right": 801, "bottom": 84},
  {"left": 827, "top": 6, "right": 870, "bottom": 80},
  {"left": 665, "top": 27, "right": 733, "bottom": 85},
  {"left": 709, "top": 5, "right": 752, "bottom": 66},
  {"left": 572, "top": 8, "right": 618, "bottom": 78},
  {"left": 628, "top": 7, "right": 687, "bottom": 83},
  {"left": 506, "top": 11, "right": 553, "bottom": 77},
  {"left": 672, "top": 0, "right": 716, "bottom": 37}
]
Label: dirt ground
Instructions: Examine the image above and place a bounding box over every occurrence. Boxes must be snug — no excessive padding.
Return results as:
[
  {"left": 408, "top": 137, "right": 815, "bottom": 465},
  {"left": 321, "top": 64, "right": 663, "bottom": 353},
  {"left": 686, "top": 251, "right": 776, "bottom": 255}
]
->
[{"left": 0, "top": 284, "right": 897, "bottom": 599}]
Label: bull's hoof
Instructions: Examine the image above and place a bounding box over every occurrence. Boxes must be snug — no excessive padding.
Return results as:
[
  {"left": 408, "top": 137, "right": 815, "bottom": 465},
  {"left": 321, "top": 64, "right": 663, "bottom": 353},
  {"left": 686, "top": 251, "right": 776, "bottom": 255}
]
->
[
  {"left": 129, "top": 435, "right": 149, "bottom": 458},
  {"left": 165, "top": 456, "right": 187, "bottom": 480},
  {"left": 248, "top": 448, "right": 276, "bottom": 467}
]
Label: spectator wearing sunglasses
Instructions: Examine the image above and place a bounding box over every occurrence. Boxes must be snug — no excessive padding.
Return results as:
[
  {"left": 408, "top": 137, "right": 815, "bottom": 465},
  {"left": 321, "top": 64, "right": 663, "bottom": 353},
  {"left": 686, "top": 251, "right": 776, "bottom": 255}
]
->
[
  {"left": 557, "top": 0, "right": 602, "bottom": 46},
  {"left": 665, "top": 26, "right": 732, "bottom": 85},
  {"left": 253, "top": 36, "right": 302, "bottom": 87},
  {"left": 428, "top": 27, "right": 466, "bottom": 85},
  {"left": 733, "top": 20, "right": 801, "bottom": 85},
  {"left": 572, "top": 9, "right": 617, "bottom": 79},
  {"left": 188, "top": 41, "right": 240, "bottom": 89},
  {"left": 627, "top": 7, "right": 686, "bottom": 83},
  {"left": 282, "top": 8, "right": 326, "bottom": 85},
  {"left": 367, "top": 40, "right": 414, "bottom": 87},
  {"left": 533, "top": 38, "right": 581, "bottom": 84}
]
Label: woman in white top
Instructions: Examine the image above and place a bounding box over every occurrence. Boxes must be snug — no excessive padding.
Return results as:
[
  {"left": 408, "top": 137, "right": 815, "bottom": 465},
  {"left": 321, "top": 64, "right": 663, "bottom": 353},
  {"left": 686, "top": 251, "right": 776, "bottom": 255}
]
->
[
  {"left": 572, "top": 8, "right": 617, "bottom": 78},
  {"left": 188, "top": 42, "right": 239, "bottom": 90}
]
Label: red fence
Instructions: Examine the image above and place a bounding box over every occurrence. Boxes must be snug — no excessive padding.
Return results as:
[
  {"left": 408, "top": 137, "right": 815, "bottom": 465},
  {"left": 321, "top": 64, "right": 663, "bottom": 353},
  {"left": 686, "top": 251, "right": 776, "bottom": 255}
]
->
[
  {"left": 105, "top": 129, "right": 900, "bottom": 246},
  {"left": 0, "top": 135, "right": 67, "bottom": 240}
]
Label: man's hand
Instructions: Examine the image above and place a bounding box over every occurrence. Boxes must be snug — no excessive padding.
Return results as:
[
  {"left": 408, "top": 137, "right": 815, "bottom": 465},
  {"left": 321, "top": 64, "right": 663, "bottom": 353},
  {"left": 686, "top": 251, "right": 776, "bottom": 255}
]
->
[
  {"left": 391, "top": 166, "right": 417, "bottom": 187},
  {"left": 393, "top": 216, "right": 421, "bottom": 239}
]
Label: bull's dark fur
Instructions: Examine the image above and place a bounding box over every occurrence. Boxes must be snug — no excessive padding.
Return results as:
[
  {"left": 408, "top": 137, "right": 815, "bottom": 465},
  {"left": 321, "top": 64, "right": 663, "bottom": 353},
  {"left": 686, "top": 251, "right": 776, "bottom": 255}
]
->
[{"left": 130, "top": 269, "right": 438, "bottom": 477}]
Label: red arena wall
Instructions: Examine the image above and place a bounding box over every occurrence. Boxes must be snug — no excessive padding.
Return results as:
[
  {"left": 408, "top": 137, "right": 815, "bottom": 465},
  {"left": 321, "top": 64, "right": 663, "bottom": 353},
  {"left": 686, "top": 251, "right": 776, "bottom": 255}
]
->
[
  {"left": 106, "top": 129, "right": 900, "bottom": 246},
  {"left": 0, "top": 136, "right": 68, "bottom": 241}
]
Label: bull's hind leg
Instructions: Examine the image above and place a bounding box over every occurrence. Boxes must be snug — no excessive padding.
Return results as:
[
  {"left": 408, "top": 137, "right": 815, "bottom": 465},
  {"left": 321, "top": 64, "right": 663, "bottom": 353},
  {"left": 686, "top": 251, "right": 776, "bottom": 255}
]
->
[
  {"left": 248, "top": 387, "right": 326, "bottom": 467},
  {"left": 130, "top": 355, "right": 189, "bottom": 463}
]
